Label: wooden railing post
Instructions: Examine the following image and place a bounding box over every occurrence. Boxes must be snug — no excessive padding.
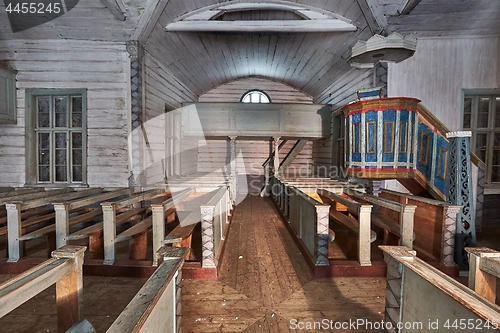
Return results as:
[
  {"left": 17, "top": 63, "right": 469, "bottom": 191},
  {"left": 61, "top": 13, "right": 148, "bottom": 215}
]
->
[
  {"left": 466, "top": 247, "right": 500, "bottom": 303},
  {"left": 151, "top": 204, "right": 165, "bottom": 267},
  {"left": 399, "top": 204, "right": 416, "bottom": 248},
  {"left": 54, "top": 203, "right": 70, "bottom": 248},
  {"left": 102, "top": 203, "right": 117, "bottom": 265},
  {"left": 52, "top": 245, "right": 86, "bottom": 333},
  {"left": 6, "top": 202, "right": 22, "bottom": 262},
  {"left": 315, "top": 205, "right": 330, "bottom": 266},
  {"left": 357, "top": 205, "right": 372, "bottom": 266},
  {"left": 201, "top": 204, "right": 216, "bottom": 268},
  {"left": 442, "top": 205, "right": 461, "bottom": 266}
]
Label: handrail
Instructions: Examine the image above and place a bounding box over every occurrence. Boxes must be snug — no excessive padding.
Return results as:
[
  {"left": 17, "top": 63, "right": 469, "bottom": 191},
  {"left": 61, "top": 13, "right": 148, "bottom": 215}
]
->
[
  {"left": 107, "top": 247, "right": 187, "bottom": 333},
  {"left": 0, "top": 246, "right": 87, "bottom": 332},
  {"left": 417, "top": 104, "right": 484, "bottom": 167}
]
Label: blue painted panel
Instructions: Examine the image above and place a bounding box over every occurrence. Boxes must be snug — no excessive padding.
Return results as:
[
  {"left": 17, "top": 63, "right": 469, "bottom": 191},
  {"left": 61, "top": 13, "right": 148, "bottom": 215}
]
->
[
  {"left": 434, "top": 136, "right": 449, "bottom": 194},
  {"left": 416, "top": 123, "right": 433, "bottom": 180},
  {"left": 366, "top": 120, "right": 377, "bottom": 162}
]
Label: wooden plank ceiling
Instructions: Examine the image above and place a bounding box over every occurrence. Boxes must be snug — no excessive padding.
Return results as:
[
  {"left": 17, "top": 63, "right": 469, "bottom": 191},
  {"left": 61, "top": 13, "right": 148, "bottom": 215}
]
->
[{"left": 0, "top": 0, "right": 499, "bottom": 104}]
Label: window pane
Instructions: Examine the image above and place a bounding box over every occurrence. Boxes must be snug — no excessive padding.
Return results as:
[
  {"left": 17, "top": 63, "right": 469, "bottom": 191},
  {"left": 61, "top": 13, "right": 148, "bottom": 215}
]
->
[
  {"left": 477, "top": 98, "right": 489, "bottom": 128},
  {"left": 38, "top": 133, "right": 50, "bottom": 149},
  {"left": 55, "top": 112, "right": 67, "bottom": 128},
  {"left": 73, "top": 166, "right": 83, "bottom": 182},
  {"left": 37, "top": 96, "right": 50, "bottom": 128},
  {"left": 55, "top": 166, "right": 67, "bottom": 182},
  {"left": 55, "top": 133, "right": 67, "bottom": 148},
  {"left": 491, "top": 166, "right": 500, "bottom": 183},
  {"left": 72, "top": 149, "right": 82, "bottom": 165},
  {"left": 496, "top": 98, "right": 500, "bottom": 128},
  {"left": 463, "top": 97, "right": 472, "bottom": 128},
  {"left": 55, "top": 149, "right": 67, "bottom": 165},
  {"left": 72, "top": 133, "right": 82, "bottom": 148},
  {"left": 493, "top": 133, "right": 500, "bottom": 165},
  {"left": 475, "top": 133, "right": 488, "bottom": 163},
  {"left": 39, "top": 166, "right": 50, "bottom": 182},
  {"left": 72, "top": 96, "right": 82, "bottom": 127},
  {"left": 39, "top": 149, "right": 50, "bottom": 165}
]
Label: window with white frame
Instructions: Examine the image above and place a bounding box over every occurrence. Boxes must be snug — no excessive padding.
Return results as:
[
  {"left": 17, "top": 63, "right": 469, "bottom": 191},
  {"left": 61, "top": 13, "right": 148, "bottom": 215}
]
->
[
  {"left": 463, "top": 90, "right": 500, "bottom": 184},
  {"left": 25, "top": 89, "right": 87, "bottom": 185},
  {"left": 241, "top": 90, "right": 271, "bottom": 103}
]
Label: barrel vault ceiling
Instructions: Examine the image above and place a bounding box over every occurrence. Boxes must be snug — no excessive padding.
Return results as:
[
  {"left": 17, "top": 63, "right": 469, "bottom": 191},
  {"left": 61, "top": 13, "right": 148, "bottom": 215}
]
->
[{"left": 0, "top": 0, "right": 499, "bottom": 105}]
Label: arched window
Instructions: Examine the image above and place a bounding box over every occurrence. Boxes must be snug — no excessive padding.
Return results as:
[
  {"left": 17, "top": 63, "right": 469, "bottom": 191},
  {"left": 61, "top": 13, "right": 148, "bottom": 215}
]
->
[{"left": 241, "top": 90, "right": 271, "bottom": 103}]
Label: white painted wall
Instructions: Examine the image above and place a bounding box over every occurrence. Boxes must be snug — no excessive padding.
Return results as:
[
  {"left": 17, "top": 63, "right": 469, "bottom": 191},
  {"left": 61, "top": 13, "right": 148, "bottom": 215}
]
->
[
  {"left": 388, "top": 36, "right": 500, "bottom": 132},
  {"left": 0, "top": 40, "right": 129, "bottom": 187}
]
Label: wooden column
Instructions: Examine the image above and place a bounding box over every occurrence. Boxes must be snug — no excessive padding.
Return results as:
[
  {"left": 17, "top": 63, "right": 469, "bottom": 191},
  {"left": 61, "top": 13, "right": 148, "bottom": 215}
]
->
[
  {"left": 102, "top": 203, "right": 117, "bottom": 265},
  {"left": 466, "top": 247, "right": 500, "bottom": 303},
  {"left": 6, "top": 202, "right": 22, "bottom": 262},
  {"left": 399, "top": 204, "right": 416, "bottom": 248},
  {"left": 52, "top": 246, "right": 86, "bottom": 333},
  {"left": 315, "top": 205, "right": 330, "bottom": 266},
  {"left": 357, "top": 205, "right": 373, "bottom": 266},
  {"left": 273, "top": 136, "right": 280, "bottom": 177},
  {"left": 229, "top": 136, "right": 237, "bottom": 198},
  {"left": 54, "top": 203, "right": 70, "bottom": 248}
]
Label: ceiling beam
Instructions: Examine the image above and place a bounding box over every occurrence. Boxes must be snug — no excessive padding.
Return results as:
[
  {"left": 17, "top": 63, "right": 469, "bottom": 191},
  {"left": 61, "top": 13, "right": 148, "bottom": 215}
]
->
[
  {"left": 132, "top": 0, "right": 171, "bottom": 42},
  {"left": 100, "top": 0, "right": 126, "bottom": 21},
  {"left": 397, "top": 0, "right": 422, "bottom": 15},
  {"left": 165, "top": 20, "right": 357, "bottom": 33},
  {"left": 356, "top": 0, "right": 388, "bottom": 34}
]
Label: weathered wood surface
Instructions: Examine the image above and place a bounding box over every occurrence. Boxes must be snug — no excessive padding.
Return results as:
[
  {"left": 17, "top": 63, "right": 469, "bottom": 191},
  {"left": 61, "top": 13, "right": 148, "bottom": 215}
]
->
[
  {"left": 199, "top": 77, "right": 313, "bottom": 104},
  {"left": 105, "top": 247, "right": 186, "bottom": 333},
  {"left": 0, "top": 40, "right": 129, "bottom": 188},
  {"left": 182, "top": 103, "right": 330, "bottom": 138},
  {"left": 466, "top": 247, "right": 500, "bottom": 304},
  {"left": 381, "top": 246, "right": 500, "bottom": 333},
  {"left": 0, "top": 246, "right": 86, "bottom": 333},
  {"left": 182, "top": 195, "right": 385, "bottom": 332}
]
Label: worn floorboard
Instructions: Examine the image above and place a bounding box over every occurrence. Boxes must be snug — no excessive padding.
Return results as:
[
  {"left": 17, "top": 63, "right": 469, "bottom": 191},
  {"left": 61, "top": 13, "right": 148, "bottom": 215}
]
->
[{"left": 181, "top": 195, "right": 386, "bottom": 332}]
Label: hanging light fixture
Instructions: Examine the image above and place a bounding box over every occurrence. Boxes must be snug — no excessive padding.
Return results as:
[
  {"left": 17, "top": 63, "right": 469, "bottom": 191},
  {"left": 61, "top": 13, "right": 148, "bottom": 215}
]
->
[{"left": 348, "top": 32, "right": 417, "bottom": 68}]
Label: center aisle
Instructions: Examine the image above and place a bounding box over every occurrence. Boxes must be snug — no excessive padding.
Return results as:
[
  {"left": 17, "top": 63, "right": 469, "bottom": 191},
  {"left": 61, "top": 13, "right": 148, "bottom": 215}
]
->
[{"left": 182, "top": 195, "right": 386, "bottom": 333}]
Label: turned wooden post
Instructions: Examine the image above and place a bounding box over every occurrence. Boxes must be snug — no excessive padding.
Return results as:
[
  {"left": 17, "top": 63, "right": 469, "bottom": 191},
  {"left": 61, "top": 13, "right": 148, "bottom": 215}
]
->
[{"left": 52, "top": 245, "right": 86, "bottom": 333}]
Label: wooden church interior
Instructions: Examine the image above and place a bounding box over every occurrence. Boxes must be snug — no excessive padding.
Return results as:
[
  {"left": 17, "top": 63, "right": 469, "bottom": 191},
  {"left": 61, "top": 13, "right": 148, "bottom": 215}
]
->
[{"left": 0, "top": 0, "right": 500, "bottom": 332}]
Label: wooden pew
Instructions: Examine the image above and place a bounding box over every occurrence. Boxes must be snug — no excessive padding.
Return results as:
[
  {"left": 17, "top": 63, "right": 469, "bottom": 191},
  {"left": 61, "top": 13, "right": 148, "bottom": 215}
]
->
[
  {"left": 317, "top": 189, "right": 374, "bottom": 266},
  {"left": 151, "top": 188, "right": 194, "bottom": 265},
  {"left": 18, "top": 209, "right": 102, "bottom": 257},
  {"left": 105, "top": 247, "right": 187, "bottom": 333},
  {"left": 5, "top": 188, "right": 104, "bottom": 262},
  {"left": 348, "top": 190, "right": 416, "bottom": 248},
  {"left": 466, "top": 247, "right": 500, "bottom": 304},
  {"left": 0, "top": 246, "right": 88, "bottom": 333},
  {"left": 165, "top": 210, "right": 200, "bottom": 261},
  {"left": 379, "top": 188, "right": 461, "bottom": 265},
  {"left": 101, "top": 188, "right": 166, "bottom": 265},
  {"left": 199, "top": 186, "right": 232, "bottom": 269},
  {"left": 53, "top": 188, "right": 134, "bottom": 248},
  {"left": 68, "top": 208, "right": 147, "bottom": 259},
  {"left": 381, "top": 246, "right": 500, "bottom": 332}
]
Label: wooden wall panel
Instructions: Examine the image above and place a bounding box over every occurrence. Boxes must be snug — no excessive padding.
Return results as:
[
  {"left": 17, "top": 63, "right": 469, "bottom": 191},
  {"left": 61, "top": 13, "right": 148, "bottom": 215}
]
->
[
  {"left": 388, "top": 37, "right": 500, "bottom": 132},
  {"left": 144, "top": 52, "right": 197, "bottom": 184},
  {"left": 197, "top": 139, "right": 313, "bottom": 177},
  {"left": 312, "top": 138, "right": 333, "bottom": 177},
  {"left": 198, "top": 77, "right": 313, "bottom": 104},
  {"left": 0, "top": 40, "right": 129, "bottom": 187}
]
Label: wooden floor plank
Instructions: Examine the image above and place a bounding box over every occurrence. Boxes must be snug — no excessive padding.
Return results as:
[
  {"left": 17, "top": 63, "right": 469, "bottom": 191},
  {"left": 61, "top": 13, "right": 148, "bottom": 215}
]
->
[{"left": 182, "top": 195, "right": 386, "bottom": 333}]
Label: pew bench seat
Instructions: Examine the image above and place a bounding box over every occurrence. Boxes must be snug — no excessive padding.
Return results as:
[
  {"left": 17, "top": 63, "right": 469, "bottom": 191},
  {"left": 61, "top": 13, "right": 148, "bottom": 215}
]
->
[
  {"left": 67, "top": 208, "right": 147, "bottom": 259},
  {"left": 164, "top": 210, "right": 200, "bottom": 260},
  {"left": 329, "top": 209, "right": 377, "bottom": 243}
]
